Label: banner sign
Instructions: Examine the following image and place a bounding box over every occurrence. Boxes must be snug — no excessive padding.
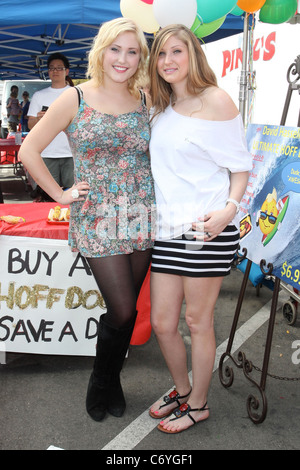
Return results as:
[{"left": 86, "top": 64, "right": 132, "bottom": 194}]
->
[
  {"left": 0, "top": 235, "right": 106, "bottom": 356},
  {"left": 239, "top": 124, "right": 300, "bottom": 290}
]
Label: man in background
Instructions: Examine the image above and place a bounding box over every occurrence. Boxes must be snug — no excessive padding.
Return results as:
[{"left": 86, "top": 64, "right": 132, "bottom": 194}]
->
[{"left": 28, "top": 52, "right": 74, "bottom": 201}]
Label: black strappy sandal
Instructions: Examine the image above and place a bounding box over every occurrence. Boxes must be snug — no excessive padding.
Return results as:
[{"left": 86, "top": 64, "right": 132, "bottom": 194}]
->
[
  {"left": 157, "top": 402, "right": 209, "bottom": 434},
  {"left": 149, "top": 388, "right": 192, "bottom": 419}
]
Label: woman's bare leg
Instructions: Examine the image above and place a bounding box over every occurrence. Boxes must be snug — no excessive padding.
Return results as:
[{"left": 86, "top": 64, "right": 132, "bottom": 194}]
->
[
  {"left": 149, "top": 272, "right": 191, "bottom": 417},
  {"left": 159, "top": 276, "right": 224, "bottom": 432}
]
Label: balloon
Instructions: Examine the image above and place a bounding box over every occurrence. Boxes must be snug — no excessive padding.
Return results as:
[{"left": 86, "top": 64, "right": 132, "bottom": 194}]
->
[
  {"left": 153, "top": 0, "right": 197, "bottom": 29},
  {"left": 196, "top": 0, "right": 238, "bottom": 23},
  {"left": 192, "top": 15, "right": 226, "bottom": 38},
  {"left": 237, "top": 0, "right": 266, "bottom": 13},
  {"left": 120, "top": 0, "right": 160, "bottom": 33},
  {"left": 259, "top": 0, "right": 297, "bottom": 24},
  {"left": 230, "top": 5, "right": 244, "bottom": 15}
]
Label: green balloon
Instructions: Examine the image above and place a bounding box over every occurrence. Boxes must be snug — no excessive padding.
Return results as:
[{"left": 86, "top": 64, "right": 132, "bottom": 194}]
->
[
  {"left": 196, "top": 0, "right": 237, "bottom": 23},
  {"left": 191, "top": 15, "right": 226, "bottom": 38},
  {"left": 259, "top": 0, "right": 297, "bottom": 24}
]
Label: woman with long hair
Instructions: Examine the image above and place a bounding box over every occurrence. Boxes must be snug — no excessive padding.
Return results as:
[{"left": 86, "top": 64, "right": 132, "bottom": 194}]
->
[
  {"left": 19, "top": 18, "right": 155, "bottom": 422},
  {"left": 148, "top": 24, "right": 252, "bottom": 434}
]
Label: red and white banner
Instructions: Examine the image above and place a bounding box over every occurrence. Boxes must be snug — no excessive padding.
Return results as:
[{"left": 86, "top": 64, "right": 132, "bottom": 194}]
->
[{"left": 205, "top": 21, "right": 300, "bottom": 127}]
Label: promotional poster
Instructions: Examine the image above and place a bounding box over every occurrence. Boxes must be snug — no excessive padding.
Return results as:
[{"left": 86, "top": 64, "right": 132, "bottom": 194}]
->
[{"left": 239, "top": 123, "right": 300, "bottom": 290}]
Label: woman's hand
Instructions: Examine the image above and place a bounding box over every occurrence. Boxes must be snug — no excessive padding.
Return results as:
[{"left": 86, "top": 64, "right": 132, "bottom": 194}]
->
[
  {"left": 192, "top": 204, "right": 236, "bottom": 240},
  {"left": 57, "top": 182, "right": 90, "bottom": 205}
]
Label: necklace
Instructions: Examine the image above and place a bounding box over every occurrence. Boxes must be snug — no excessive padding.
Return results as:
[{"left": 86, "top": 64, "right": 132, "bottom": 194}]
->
[{"left": 171, "top": 94, "right": 190, "bottom": 107}]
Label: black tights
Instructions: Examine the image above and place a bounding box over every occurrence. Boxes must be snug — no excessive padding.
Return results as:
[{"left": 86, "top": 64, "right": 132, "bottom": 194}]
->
[{"left": 87, "top": 249, "right": 152, "bottom": 329}]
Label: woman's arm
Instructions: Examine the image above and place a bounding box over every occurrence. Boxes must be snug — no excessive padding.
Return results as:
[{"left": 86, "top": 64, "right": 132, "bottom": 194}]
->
[
  {"left": 226, "top": 171, "right": 249, "bottom": 214},
  {"left": 19, "top": 87, "right": 89, "bottom": 204}
]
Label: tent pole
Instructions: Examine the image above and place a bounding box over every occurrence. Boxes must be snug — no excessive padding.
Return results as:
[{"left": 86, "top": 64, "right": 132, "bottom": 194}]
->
[{"left": 239, "top": 14, "right": 250, "bottom": 124}]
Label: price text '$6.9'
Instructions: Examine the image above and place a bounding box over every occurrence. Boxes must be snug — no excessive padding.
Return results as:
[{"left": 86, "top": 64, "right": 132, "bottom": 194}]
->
[{"left": 281, "top": 261, "right": 300, "bottom": 284}]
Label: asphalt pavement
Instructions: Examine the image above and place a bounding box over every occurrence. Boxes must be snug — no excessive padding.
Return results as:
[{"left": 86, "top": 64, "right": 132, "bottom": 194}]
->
[{"left": 1, "top": 171, "right": 300, "bottom": 452}]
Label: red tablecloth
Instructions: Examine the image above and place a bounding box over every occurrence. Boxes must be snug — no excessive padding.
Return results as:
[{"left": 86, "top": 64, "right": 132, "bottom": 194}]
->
[
  {"left": 0, "top": 202, "right": 68, "bottom": 239},
  {"left": 0, "top": 138, "right": 22, "bottom": 164},
  {"left": 0, "top": 201, "right": 151, "bottom": 345}
]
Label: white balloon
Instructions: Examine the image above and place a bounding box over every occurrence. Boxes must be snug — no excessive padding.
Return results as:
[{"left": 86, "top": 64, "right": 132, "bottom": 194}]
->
[
  {"left": 153, "top": 0, "right": 197, "bottom": 28},
  {"left": 120, "top": 0, "right": 160, "bottom": 34}
]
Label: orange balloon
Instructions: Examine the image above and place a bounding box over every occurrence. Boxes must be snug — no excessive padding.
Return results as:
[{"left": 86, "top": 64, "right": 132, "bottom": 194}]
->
[{"left": 237, "top": 0, "right": 266, "bottom": 12}]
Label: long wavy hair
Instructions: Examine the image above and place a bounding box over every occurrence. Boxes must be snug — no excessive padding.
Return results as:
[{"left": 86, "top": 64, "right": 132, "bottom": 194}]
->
[
  {"left": 87, "top": 17, "right": 149, "bottom": 98},
  {"left": 149, "top": 24, "right": 218, "bottom": 118}
]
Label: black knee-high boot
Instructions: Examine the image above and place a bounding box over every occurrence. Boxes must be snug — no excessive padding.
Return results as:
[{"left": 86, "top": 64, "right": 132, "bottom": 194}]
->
[
  {"left": 107, "top": 318, "right": 135, "bottom": 417},
  {"left": 86, "top": 314, "right": 135, "bottom": 421},
  {"left": 86, "top": 315, "right": 114, "bottom": 421}
]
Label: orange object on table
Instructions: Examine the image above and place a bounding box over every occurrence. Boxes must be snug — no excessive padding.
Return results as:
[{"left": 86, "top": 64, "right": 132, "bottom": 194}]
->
[{"left": 132, "top": 267, "right": 152, "bottom": 345}]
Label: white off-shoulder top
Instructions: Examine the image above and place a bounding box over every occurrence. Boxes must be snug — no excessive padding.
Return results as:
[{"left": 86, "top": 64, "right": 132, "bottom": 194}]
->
[{"left": 149, "top": 105, "right": 253, "bottom": 239}]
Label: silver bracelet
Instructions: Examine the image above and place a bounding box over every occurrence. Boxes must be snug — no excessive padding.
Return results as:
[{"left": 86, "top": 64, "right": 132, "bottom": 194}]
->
[{"left": 226, "top": 198, "right": 240, "bottom": 213}]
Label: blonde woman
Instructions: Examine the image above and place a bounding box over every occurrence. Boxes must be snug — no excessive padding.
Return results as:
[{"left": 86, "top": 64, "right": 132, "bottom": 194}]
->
[
  {"left": 19, "top": 18, "right": 155, "bottom": 422},
  {"left": 148, "top": 24, "right": 252, "bottom": 434}
]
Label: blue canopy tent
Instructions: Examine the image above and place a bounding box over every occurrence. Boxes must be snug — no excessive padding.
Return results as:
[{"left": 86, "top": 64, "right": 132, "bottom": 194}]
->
[{"left": 0, "top": 0, "right": 246, "bottom": 80}]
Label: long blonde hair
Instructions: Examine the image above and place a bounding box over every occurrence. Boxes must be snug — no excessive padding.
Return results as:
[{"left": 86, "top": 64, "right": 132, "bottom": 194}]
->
[
  {"left": 87, "top": 17, "right": 149, "bottom": 98},
  {"left": 149, "top": 24, "right": 218, "bottom": 116}
]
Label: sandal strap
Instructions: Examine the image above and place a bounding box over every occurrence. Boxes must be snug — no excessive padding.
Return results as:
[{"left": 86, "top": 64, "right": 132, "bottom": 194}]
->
[
  {"left": 169, "top": 402, "right": 209, "bottom": 424},
  {"left": 159, "top": 388, "right": 192, "bottom": 410}
]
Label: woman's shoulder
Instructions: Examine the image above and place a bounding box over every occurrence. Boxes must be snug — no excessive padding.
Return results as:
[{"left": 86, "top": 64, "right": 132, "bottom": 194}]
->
[
  {"left": 77, "top": 80, "right": 93, "bottom": 91},
  {"left": 203, "top": 86, "right": 239, "bottom": 121}
]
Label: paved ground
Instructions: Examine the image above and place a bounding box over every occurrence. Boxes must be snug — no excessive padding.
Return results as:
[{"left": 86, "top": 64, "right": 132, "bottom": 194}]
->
[{"left": 1, "top": 168, "right": 300, "bottom": 452}]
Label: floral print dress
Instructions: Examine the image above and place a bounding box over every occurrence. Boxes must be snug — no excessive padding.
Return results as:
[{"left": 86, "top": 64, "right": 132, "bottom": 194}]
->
[{"left": 65, "top": 87, "right": 156, "bottom": 258}]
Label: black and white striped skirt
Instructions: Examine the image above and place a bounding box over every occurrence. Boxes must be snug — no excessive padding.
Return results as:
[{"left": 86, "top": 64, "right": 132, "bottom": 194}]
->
[{"left": 151, "top": 224, "right": 239, "bottom": 277}]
